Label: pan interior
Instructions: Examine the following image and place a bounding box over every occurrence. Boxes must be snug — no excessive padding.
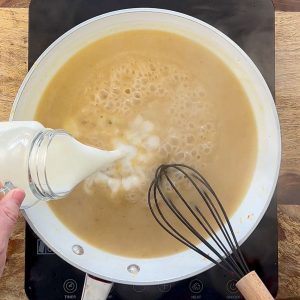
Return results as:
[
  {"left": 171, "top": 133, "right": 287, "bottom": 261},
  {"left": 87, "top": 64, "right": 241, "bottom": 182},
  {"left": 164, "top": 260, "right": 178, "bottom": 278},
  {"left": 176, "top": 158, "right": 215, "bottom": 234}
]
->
[{"left": 34, "top": 29, "right": 257, "bottom": 258}]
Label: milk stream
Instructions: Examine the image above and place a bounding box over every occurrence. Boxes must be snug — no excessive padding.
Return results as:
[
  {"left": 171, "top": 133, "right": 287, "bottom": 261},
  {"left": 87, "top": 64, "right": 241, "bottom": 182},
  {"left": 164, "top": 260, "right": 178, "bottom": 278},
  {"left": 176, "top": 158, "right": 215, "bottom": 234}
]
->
[{"left": 0, "top": 121, "right": 129, "bottom": 209}]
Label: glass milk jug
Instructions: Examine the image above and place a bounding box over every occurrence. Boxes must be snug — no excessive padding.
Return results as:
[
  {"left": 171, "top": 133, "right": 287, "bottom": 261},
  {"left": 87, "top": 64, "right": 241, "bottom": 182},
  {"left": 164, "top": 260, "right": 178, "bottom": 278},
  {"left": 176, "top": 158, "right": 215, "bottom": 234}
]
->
[{"left": 0, "top": 121, "right": 125, "bottom": 209}]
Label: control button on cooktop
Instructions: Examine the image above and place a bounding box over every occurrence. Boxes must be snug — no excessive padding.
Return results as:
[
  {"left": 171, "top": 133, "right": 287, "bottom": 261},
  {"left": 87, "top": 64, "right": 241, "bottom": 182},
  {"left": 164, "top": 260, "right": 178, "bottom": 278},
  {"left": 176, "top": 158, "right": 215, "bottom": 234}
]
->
[
  {"left": 63, "top": 279, "right": 78, "bottom": 294},
  {"left": 189, "top": 279, "right": 204, "bottom": 294},
  {"left": 227, "top": 279, "right": 238, "bottom": 294}
]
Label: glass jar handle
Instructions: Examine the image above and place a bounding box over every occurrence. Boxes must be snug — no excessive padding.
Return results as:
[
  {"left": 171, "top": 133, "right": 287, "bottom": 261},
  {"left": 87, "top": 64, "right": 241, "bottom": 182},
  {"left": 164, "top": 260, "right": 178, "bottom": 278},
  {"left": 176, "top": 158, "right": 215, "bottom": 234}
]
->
[{"left": 0, "top": 181, "right": 16, "bottom": 197}]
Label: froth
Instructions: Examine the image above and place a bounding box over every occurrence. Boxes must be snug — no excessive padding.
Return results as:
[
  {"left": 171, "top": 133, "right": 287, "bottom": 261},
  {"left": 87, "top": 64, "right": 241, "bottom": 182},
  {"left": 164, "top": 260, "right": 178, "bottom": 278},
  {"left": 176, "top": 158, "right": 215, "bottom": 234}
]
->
[
  {"left": 86, "top": 54, "right": 208, "bottom": 116},
  {"left": 65, "top": 53, "right": 217, "bottom": 204},
  {"left": 83, "top": 116, "right": 160, "bottom": 197}
]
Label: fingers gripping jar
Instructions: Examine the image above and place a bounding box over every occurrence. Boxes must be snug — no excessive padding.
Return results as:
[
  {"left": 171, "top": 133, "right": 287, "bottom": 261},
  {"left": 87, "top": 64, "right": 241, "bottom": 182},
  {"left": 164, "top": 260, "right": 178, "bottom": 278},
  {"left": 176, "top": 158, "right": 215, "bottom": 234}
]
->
[{"left": 0, "top": 121, "right": 72, "bottom": 209}]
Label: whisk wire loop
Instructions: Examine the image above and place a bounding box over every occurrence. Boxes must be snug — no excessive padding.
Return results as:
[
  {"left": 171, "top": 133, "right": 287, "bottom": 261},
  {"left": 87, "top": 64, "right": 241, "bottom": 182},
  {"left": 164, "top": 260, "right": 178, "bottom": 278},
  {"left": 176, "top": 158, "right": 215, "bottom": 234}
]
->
[
  {"left": 161, "top": 166, "right": 241, "bottom": 273},
  {"left": 148, "top": 163, "right": 250, "bottom": 279},
  {"left": 148, "top": 181, "right": 216, "bottom": 262},
  {"left": 191, "top": 172, "right": 249, "bottom": 276},
  {"left": 175, "top": 164, "right": 249, "bottom": 272},
  {"left": 170, "top": 166, "right": 247, "bottom": 277},
  {"left": 189, "top": 167, "right": 250, "bottom": 275}
]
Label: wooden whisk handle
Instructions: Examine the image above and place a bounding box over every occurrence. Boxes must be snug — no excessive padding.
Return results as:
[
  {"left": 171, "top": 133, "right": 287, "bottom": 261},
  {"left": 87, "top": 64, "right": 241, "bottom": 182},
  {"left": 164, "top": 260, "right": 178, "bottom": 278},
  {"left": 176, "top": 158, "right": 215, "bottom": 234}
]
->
[{"left": 236, "top": 271, "right": 274, "bottom": 300}]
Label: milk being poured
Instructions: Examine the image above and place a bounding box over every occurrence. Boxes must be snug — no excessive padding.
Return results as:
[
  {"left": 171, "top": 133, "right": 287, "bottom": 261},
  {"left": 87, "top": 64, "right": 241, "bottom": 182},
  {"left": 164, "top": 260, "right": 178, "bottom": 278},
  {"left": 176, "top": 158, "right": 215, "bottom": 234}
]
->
[{"left": 0, "top": 121, "right": 132, "bottom": 208}]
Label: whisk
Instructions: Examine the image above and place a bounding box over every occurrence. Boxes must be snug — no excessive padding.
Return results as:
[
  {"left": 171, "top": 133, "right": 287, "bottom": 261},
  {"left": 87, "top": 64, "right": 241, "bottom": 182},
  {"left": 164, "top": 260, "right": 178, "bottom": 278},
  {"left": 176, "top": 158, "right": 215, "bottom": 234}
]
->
[{"left": 148, "top": 164, "right": 274, "bottom": 300}]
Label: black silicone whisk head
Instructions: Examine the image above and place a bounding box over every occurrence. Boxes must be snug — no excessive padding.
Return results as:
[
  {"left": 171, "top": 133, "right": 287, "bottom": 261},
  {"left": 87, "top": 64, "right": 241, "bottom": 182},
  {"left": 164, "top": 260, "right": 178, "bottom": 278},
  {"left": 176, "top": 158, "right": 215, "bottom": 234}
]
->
[{"left": 148, "top": 163, "right": 250, "bottom": 279}]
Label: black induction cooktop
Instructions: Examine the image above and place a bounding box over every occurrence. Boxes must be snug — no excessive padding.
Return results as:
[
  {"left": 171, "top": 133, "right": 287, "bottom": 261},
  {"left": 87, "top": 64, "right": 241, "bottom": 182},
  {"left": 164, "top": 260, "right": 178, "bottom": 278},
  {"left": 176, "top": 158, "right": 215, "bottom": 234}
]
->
[{"left": 25, "top": 1, "right": 277, "bottom": 299}]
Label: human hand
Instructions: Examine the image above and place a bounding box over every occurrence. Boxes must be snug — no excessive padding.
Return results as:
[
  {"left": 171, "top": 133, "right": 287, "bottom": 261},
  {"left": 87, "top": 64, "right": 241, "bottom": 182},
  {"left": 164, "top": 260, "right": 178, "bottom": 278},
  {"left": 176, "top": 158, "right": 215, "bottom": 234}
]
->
[{"left": 0, "top": 189, "right": 25, "bottom": 276}]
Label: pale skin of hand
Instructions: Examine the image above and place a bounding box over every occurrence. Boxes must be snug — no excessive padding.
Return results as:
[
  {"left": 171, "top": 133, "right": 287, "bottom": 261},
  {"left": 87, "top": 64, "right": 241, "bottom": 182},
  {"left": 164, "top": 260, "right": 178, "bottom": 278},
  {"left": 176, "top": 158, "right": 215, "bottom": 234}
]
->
[{"left": 0, "top": 189, "right": 25, "bottom": 276}]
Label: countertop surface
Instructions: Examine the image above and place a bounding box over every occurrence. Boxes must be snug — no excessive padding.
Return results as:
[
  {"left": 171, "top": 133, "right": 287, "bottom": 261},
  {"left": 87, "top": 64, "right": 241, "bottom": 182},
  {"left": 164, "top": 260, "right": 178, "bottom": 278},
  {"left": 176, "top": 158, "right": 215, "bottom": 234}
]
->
[{"left": 0, "top": 0, "right": 299, "bottom": 299}]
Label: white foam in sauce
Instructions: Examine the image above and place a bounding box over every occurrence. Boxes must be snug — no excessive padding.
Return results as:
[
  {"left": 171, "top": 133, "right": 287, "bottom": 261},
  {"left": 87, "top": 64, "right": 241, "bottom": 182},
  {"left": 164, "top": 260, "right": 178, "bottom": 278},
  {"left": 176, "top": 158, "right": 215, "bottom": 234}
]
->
[{"left": 84, "top": 115, "right": 160, "bottom": 194}]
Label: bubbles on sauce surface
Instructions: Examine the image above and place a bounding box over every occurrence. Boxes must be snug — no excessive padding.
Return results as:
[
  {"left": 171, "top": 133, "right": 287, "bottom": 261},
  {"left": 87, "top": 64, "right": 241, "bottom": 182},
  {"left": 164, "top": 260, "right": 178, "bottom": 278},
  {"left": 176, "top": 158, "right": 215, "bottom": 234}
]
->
[{"left": 63, "top": 54, "right": 217, "bottom": 206}]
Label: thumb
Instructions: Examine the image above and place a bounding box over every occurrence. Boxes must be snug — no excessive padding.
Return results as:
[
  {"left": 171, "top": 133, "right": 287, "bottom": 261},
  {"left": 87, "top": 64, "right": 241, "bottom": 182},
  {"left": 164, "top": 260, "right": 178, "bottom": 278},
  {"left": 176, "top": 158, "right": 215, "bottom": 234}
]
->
[
  {"left": 0, "top": 189, "right": 25, "bottom": 277},
  {"left": 0, "top": 189, "right": 25, "bottom": 237}
]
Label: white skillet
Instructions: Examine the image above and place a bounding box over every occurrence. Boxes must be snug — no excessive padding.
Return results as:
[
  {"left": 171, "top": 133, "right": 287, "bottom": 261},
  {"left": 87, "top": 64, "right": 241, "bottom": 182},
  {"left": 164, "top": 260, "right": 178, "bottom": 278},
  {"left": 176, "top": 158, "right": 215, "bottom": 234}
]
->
[{"left": 10, "top": 8, "right": 280, "bottom": 299}]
